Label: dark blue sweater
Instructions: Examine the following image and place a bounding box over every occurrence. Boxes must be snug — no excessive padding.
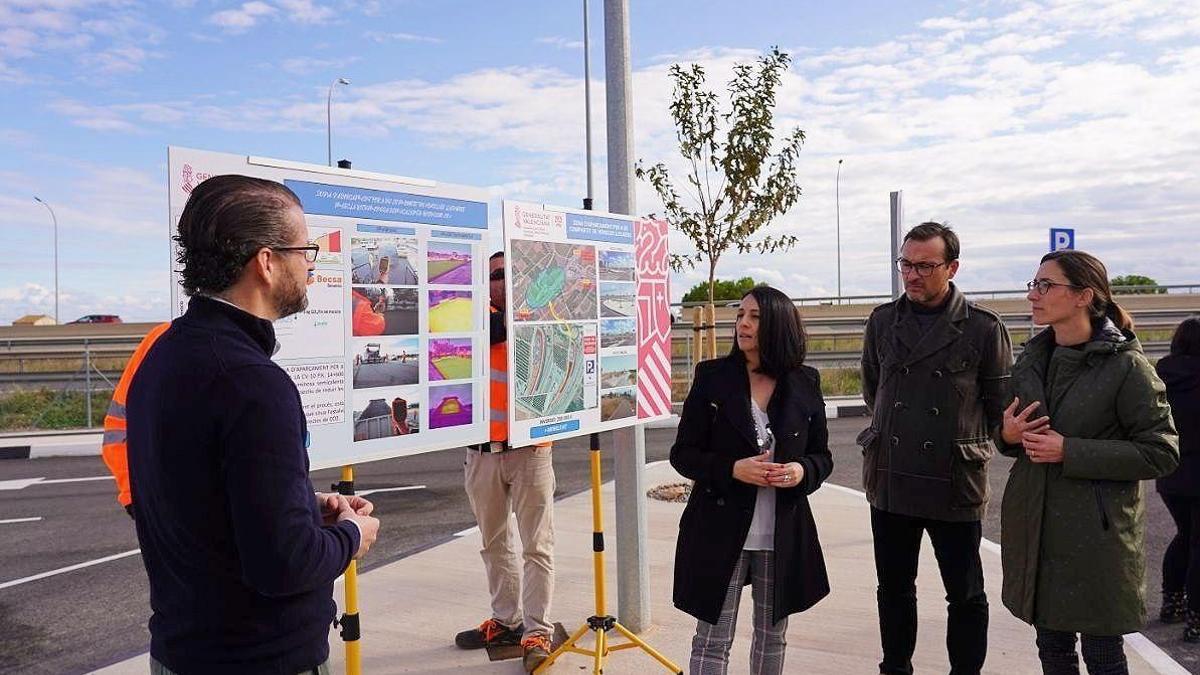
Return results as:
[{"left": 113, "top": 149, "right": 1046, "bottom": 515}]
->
[{"left": 127, "top": 296, "right": 359, "bottom": 674}]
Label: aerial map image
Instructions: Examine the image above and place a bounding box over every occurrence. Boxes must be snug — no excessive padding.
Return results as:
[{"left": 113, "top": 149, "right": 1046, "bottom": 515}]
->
[
  {"left": 511, "top": 240, "right": 598, "bottom": 322},
  {"left": 513, "top": 322, "right": 589, "bottom": 420}
]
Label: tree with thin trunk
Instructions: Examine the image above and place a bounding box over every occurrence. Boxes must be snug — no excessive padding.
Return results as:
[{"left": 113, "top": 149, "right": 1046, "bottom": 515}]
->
[{"left": 637, "top": 47, "right": 805, "bottom": 318}]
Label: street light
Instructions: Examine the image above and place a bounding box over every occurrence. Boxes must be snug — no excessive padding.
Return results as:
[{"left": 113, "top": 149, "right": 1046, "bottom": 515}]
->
[
  {"left": 33, "top": 196, "right": 59, "bottom": 324},
  {"left": 327, "top": 77, "right": 351, "bottom": 166},
  {"left": 836, "top": 158, "right": 843, "bottom": 303}
]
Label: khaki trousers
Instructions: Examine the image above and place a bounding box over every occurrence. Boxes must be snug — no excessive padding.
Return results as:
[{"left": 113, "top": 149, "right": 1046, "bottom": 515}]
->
[{"left": 464, "top": 445, "right": 556, "bottom": 637}]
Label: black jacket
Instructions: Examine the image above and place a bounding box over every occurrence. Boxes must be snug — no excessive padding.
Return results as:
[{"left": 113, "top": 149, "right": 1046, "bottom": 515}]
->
[
  {"left": 1157, "top": 354, "right": 1200, "bottom": 496},
  {"left": 859, "top": 283, "right": 1012, "bottom": 521},
  {"left": 127, "top": 296, "right": 360, "bottom": 674},
  {"left": 670, "top": 354, "right": 832, "bottom": 624}
]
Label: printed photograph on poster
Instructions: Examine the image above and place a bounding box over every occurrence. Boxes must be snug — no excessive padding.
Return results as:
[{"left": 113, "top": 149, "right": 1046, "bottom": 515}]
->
[
  {"left": 429, "top": 383, "right": 474, "bottom": 429},
  {"left": 513, "top": 323, "right": 589, "bottom": 421},
  {"left": 599, "top": 281, "right": 636, "bottom": 318},
  {"left": 599, "top": 318, "right": 636, "bottom": 349},
  {"left": 311, "top": 229, "right": 344, "bottom": 267},
  {"left": 598, "top": 249, "right": 635, "bottom": 281},
  {"left": 429, "top": 290, "right": 473, "bottom": 333},
  {"left": 352, "top": 387, "right": 420, "bottom": 442},
  {"left": 600, "top": 353, "right": 637, "bottom": 389},
  {"left": 510, "top": 240, "right": 597, "bottom": 322},
  {"left": 351, "top": 236, "right": 419, "bottom": 285},
  {"left": 428, "top": 338, "right": 472, "bottom": 381},
  {"left": 352, "top": 286, "right": 418, "bottom": 336},
  {"left": 427, "top": 241, "right": 473, "bottom": 285},
  {"left": 352, "top": 336, "right": 419, "bottom": 389},
  {"left": 600, "top": 386, "right": 637, "bottom": 421}
]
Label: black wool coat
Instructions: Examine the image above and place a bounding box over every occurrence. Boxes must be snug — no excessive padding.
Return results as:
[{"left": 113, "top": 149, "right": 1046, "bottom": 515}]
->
[{"left": 670, "top": 354, "right": 832, "bottom": 625}]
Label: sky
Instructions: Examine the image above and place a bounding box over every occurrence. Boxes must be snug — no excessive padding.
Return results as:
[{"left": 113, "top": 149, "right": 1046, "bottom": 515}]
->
[{"left": 1, "top": 0, "right": 1198, "bottom": 324}]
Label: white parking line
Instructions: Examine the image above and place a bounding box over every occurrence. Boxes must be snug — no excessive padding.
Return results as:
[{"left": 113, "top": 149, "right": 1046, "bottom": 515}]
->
[
  {"left": 0, "top": 517, "right": 42, "bottom": 525},
  {"left": 356, "top": 485, "right": 426, "bottom": 497},
  {"left": 0, "top": 475, "right": 113, "bottom": 491},
  {"left": 0, "top": 549, "right": 141, "bottom": 592}
]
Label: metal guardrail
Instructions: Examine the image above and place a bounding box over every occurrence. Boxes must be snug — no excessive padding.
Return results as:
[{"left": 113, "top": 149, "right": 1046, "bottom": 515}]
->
[{"left": 675, "top": 283, "right": 1200, "bottom": 308}]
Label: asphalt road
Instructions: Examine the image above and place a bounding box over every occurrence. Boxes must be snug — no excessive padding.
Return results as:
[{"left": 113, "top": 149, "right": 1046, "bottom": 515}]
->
[
  {"left": 352, "top": 360, "right": 419, "bottom": 388},
  {"left": 0, "top": 418, "right": 1195, "bottom": 673}
]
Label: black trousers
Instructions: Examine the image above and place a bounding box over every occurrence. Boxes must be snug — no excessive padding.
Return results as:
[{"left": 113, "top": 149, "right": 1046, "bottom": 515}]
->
[
  {"left": 1161, "top": 494, "right": 1200, "bottom": 612},
  {"left": 1035, "top": 628, "right": 1127, "bottom": 675},
  {"left": 870, "top": 507, "right": 988, "bottom": 675}
]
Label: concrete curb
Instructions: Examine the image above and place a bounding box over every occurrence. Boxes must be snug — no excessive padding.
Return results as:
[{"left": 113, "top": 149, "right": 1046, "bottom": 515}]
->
[{"left": 0, "top": 432, "right": 102, "bottom": 459}]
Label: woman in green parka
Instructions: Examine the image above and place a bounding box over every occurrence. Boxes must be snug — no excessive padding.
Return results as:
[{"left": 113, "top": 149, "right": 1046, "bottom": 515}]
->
[{"left": 998, "top": 250, "right": 1178, "bottom": 675}]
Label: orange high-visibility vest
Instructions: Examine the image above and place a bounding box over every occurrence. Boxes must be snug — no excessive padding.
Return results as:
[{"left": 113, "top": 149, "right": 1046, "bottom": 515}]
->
[
  {"left": 102, "top": 322, "right": 171, "bottom": 507},
  {"left": 489, "top": 307, "right": 509, "bottom": 442}
]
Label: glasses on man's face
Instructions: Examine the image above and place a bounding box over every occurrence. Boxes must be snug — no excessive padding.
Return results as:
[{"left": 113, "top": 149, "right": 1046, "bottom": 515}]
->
[
  {"left": 895, "top": 258, "right": 948, "bottom": 277},
  {"left": 1026, "top": 279, "right": 1081, "bottom": 296},
  {"left": 273, "top": 244, "right": 321, "bottom": 263},
  {"left": 489, "top": 269, "right": 505, "bottom": 281}
]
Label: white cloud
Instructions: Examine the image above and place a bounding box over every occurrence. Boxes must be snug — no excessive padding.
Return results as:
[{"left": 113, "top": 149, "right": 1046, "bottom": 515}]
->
[
  {"left": 536, "top": 36, "right": 584, "bottom": 50},
  {"left": 208, "top": 1, "right": 276, "bottom": 32},
  {"left": 275, "top": 0, "right": 334, "bottom": 24},
  {"left": 364, "top": 31, "right": 442, "bottom": 44},
  {"left": 278, "top": 55, "right": 359, "bottom": 75}
]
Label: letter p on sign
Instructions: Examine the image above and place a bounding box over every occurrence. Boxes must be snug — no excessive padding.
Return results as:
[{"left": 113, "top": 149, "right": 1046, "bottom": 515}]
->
[{"left": 1050, "top": 228, "right": 1075, "bottom": 252}]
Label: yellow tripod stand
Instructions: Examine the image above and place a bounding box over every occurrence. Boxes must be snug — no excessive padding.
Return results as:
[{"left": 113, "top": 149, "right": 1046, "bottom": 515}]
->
[{"left": 534, "top": 432, "right": 682, "bottom": 674}]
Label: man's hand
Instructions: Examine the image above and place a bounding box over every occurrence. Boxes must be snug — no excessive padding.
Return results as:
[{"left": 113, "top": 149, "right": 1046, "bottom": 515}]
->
[
  {"left": 1001, "top": 398, "right": 1050, "bottom": 445},
  {"left": 316, "top": 492, "right": 347, "bottom": 526},
  {"left": 733, "top": 452, "right": 785, "bottom": 487},
  {"left": 340, "top": 507, "right": 380, "bottom": 559}
]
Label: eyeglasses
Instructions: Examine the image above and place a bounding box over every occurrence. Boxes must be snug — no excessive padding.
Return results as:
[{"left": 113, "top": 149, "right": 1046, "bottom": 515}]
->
[
  {"left": 489, "top": 269, "right": 505, "bottom": 281},
  {"left": 1026, "top": 279, "right": 1082, "bottom": 295},
  {"left": 895, "top": 258, "right": 949, "bottom": 277},
  {"left": 273, "top": 244, "right": 321, "bottom": 263}
]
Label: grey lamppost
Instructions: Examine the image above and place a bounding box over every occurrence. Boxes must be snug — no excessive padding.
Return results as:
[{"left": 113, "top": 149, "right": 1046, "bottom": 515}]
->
[
  {"left": 33, "top": 196, "right": 59, "bottom": 323},
  {"left": 836, "top": 158, "right": 843, "bottom": 302},
  {"left": 327, "top": 77, "right": 351, "bottom": 166}
]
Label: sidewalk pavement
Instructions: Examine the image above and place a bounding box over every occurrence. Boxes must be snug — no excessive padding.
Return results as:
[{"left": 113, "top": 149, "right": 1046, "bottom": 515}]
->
[{"left": 96, "top": 460, "right": 1180, "bottom": 674}]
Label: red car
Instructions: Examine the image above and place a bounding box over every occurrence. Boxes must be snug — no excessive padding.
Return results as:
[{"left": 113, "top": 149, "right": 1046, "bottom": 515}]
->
[{"left": 69, "top": 314, "right": 123, "bottom": 324}]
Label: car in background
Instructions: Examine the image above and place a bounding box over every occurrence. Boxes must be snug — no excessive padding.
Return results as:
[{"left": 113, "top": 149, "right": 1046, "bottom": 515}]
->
[{"left": 68, "top": 314, "right": 122, "bottom": 324}]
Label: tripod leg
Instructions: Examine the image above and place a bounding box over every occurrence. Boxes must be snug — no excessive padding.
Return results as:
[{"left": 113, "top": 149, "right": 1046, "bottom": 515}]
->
[
  {"left": 593, "top": 626, "right": 605, "bottom": 674},
  {"left": 611, "top": 622, "right": 684, "bottom": 674},
  {"left": 535, "top": 622, "right": 591, "bottom": 674}
]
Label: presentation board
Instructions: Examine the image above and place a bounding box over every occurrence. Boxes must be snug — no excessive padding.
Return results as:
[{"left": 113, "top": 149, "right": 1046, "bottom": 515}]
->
[
  {"left": 167, "top": 147, "right": 492, "bottom": 469},
  {"left": 503, "top": 201, "right": 672, "bottom": 447}
]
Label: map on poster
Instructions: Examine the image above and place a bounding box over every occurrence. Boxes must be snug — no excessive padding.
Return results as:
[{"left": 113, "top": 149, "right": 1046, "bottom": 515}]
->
[
  {"left": 504, "top": 201, "right": 671, "bottom": 446},
  {"left": 167, "top": 147, "right": 492, "bottom": 469}
]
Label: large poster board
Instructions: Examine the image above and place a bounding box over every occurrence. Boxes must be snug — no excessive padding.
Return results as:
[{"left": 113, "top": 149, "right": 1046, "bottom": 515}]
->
[
  {"left": 167, "top": 147, "right": 491, "bottom": 469},
  {"left": 503, "top": 201, "right": 671, "bottom": 447}
]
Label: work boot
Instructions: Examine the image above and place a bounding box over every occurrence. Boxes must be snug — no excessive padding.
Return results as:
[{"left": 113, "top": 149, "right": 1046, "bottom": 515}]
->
[
  {"left": 1162, "top": 591, "right": 1188, "bottom": 623},
  {"left": 1186, "top": 611, "right": 1200, "bottom": 643},
  {"left": 521, "top": 633, "right": 552, "bottom": 673},
  {"left": 454, "top": 618, "right": 522, "bottom": 649}
]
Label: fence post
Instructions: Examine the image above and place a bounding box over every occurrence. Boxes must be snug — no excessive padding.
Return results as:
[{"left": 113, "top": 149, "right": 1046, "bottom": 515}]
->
[
  {"left": 84, "top": 339, "right": 93, "bottom": 426},
  {"left": 705, "top": 304, "right": 717, "bottom": 360},
  {"left": 691, "top": 307, "right": 703, "bottom": 365}
]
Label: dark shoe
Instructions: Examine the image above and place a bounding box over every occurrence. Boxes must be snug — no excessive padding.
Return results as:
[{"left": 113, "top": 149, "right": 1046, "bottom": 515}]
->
[
  {"left": 1185, "top": 611, "right": 1200, "bottom": 643},
  {"left": 521, "top": 633, "right": 551, "bottom": 673},
  {"left": 1162, "top": 591, "right": 1187, "bottom": 623},
  {"left": 455, "top": 618, "right": 522, "bottom": 650}
]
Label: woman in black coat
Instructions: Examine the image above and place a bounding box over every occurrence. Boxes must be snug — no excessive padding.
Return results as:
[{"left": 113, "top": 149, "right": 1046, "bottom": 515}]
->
[
  {"left": 670, "top": 284, "right": 832, "bottom": 675},
  {"left": 1157, "top": 317, "right": 1200, "bottom": 640}
]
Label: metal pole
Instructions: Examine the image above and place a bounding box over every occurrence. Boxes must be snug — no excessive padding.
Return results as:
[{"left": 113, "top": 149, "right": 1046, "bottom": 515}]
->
[
  {"left": 327, "top": 77, "right": 350, "bottom": 167},
  {"left": 583, "top": 0, "right": 595, "bottom": 210},
  {"left": 890, "top": 190, "right": 904, "bottom": 300},
  {"left": 34, "top": 197, "right": 59, "bottom": 323},
  {"left": 836, "top": 159, "right": 843, "bottom": 304},
  {"left": 85, "top": 340, "right": 92, "bottom": 425},
  {"left": 603, "top": 0, "right": 650, "bottom": 634}
]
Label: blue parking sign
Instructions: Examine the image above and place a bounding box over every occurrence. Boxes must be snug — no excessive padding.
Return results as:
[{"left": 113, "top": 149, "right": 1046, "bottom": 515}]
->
[{"left": 1050, "top": 228, "right": 1075, "bottom": 252}]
